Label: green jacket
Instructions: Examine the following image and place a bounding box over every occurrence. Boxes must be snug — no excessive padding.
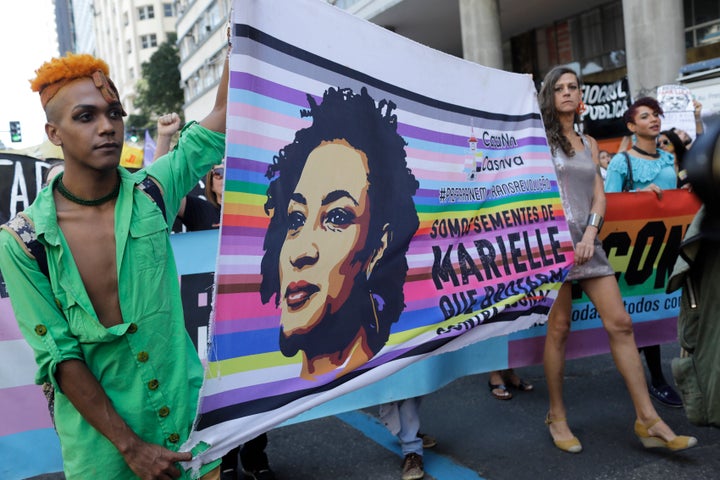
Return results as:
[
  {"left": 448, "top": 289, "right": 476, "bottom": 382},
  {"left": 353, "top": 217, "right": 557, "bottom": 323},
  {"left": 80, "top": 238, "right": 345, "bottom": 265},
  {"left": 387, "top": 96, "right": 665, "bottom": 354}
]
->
[
  {"left": 668, "top": 205, "right": 720, "bottom": 427},
  {"left": 0, "top": 122, "right": 224, "bottom": 478}
]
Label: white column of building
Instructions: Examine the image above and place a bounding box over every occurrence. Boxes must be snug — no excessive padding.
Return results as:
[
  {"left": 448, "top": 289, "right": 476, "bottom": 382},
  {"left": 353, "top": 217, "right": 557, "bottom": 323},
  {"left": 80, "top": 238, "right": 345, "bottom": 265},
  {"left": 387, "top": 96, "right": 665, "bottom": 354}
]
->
[
  {"left": 622, "top": 0, "right": 685, "bottom": 98},
  {"left": 458, "top": 0, "right": 502, "bottom": 69}
]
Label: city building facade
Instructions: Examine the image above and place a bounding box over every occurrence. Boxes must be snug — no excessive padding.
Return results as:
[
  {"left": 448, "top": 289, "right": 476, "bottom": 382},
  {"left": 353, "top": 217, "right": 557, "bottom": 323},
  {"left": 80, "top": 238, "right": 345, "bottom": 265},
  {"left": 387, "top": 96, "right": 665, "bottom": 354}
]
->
[
  {"left": 54, "top": 0, "right": 97, "bottom": 55},
  {"left": 176, "top": 0, "right": 718, "bottom": 138},
  {"left": 342, "top": 0, "right": 719, "bottom": 116},
  {"left": 175, "top": 0, "right": 230, "bottom": 122},
  {"left": 90, "top": 0, "right": 178, "bottom": 114},
  {"left": 59, "top": 1, "right": 719, "bottom": 141}
]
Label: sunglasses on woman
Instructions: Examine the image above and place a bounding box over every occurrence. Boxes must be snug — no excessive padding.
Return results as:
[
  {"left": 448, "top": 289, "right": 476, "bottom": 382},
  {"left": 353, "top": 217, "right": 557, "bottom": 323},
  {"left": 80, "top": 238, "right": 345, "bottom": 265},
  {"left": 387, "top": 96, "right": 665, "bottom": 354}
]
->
[
  {"left": 657, "top": 139, "right": 671, "bottom": 148},
  {"left": 212, "top": 167, "right": 225, "bottom": 178}
]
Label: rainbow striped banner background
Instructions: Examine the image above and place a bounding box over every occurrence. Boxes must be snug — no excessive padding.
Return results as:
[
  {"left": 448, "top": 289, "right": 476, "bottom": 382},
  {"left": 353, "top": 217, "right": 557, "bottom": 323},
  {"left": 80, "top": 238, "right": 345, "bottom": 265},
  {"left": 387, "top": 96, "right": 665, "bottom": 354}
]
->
[
  {"left": 183, "top": 0, "right": 573, "bottom": 470},
  {"left": 0, "top": 2, "right": 703, "bottom": 477},
  {"left": 0, "top": 189, "right": 699, "bottom": 478},
  {"left": 508, "top": 189, "right": 702, "bottom": 366}
]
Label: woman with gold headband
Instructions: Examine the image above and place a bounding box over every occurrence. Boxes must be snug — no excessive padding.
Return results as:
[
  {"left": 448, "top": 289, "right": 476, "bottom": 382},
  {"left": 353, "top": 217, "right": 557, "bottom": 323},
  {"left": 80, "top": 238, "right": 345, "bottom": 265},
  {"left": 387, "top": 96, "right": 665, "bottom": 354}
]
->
[{"left": 0, "top": 48, "right": 229, "bottom": 479}]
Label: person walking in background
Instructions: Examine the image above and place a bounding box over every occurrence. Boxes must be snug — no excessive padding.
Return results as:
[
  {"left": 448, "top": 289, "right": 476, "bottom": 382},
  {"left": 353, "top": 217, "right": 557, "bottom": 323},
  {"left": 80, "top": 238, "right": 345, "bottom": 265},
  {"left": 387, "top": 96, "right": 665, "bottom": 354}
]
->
[
  {"left": 657, "top": 128, "right": 689, "bottom": 188},
  {"left": 538, "top": 66, "right": 696, "bottom": 454},
  {"left": 488, "top": 369, "right": 534, "bottom": 400},
  {"left": 604, "top": 98, "right": 684, "bottom": 409},
  {"left": 667, "top": 118, "right": 720, "bottom": 427},
  {"left": 670, "top": 99, "right": 705, "bottom": 149},
  {"left": 598, "top": 149, "right": 612, "bottom": 180},
  {"left": 0, "top": 49, "right": 228, "bottom": 479},
  {"left": 379, "top": 397, "right": 437, "bottom": 480},
  {"left": 152, "top": 113, "right": 224, "bottom": 232},
  {"left": 605, "top": 98, "right": 677, "bottom": 197}
]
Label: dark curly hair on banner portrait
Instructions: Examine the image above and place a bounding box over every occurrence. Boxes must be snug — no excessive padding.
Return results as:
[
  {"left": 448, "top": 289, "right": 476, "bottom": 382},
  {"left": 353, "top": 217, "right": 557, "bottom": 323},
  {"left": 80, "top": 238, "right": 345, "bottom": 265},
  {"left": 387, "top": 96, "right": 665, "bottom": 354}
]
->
[{"left": 259, "top": 86, "right": 419, "bottom": 380}]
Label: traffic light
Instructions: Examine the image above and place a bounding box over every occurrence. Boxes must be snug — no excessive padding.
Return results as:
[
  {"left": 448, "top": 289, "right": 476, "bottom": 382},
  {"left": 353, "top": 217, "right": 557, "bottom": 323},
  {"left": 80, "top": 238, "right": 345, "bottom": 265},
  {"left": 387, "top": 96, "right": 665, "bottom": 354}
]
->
[
  {"left": 127, "top": 127, "right": 138, "bottom": 143},
  {"left": 9, "top": 121, "right": 21, "bottom": 143}
]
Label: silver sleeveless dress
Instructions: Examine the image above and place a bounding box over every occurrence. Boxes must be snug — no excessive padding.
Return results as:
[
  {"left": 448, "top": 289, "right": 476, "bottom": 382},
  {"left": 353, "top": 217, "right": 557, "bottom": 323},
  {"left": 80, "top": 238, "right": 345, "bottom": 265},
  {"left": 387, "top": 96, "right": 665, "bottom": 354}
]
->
[{"left": 552, "top": 135, "right": 615, "bottom": 281}]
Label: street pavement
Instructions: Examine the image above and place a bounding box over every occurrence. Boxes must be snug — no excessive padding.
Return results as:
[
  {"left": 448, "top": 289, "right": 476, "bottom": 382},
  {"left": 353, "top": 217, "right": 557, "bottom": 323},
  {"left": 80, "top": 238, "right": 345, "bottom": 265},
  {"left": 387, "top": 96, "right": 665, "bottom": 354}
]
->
[{"left": 28, "top": 341, "right": 720, "bottom": 480}]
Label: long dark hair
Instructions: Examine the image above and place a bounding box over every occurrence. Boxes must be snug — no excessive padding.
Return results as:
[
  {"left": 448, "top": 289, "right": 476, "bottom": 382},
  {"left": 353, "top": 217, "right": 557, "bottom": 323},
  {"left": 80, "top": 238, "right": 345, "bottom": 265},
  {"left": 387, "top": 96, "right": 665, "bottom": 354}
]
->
[
  {"left": 538, "top": 66, "right": 582, "bottom": 157},
  {"left": 660, "top": 128, "right": 686, "bottom": 166},
  {"left": 260, "top": 86, "right": 419, "bottom": 354}
]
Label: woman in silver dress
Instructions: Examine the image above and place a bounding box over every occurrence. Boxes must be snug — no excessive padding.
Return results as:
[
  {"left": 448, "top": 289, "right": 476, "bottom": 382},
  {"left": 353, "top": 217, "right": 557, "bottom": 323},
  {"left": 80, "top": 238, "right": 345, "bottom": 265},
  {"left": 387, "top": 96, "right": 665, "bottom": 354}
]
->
[{"left": 539, "top": 66, "right": 696, "bottom": 454}]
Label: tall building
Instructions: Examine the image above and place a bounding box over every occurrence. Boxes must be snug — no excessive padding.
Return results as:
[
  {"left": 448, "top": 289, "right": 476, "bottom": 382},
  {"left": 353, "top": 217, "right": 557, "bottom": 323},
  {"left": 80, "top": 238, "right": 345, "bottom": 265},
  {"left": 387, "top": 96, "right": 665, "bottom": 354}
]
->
[
  {"left": 54, "top": 0, "right": 97, "bottom": 55},
  {"left": 73, "top": 0, "right": 97, "bottom": 54},
  {"left": 341, "top": 0, "right": 719, "bottom": 110},
  {"left": 176, "top": 0, "right": 718, "bottom": 132},
  {"left": 176, "top": 0, "right": 231, "bottom": 122},
  {"left": 91, "top": 0, "right": 179, "bottom": 114},
  {"left": 54, "top": 0, "right": 75, "bottom": 55}
]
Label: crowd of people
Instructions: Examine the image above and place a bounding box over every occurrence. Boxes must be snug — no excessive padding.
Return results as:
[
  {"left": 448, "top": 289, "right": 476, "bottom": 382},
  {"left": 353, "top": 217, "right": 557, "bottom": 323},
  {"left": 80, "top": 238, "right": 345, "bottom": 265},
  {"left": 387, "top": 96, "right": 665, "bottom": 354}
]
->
[{"left": 1, "top": 26, "right": 716, "bottom": 480}]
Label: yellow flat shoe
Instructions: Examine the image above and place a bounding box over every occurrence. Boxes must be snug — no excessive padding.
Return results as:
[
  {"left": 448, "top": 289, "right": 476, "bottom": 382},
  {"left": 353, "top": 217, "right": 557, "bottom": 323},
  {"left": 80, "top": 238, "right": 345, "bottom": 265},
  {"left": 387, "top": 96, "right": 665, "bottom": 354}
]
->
[
  {"left": 634, "top": 418, "right": 698, "bottom": 451},
  {"left": 545, "top": 414, "right": 582, "bottom": 453}
]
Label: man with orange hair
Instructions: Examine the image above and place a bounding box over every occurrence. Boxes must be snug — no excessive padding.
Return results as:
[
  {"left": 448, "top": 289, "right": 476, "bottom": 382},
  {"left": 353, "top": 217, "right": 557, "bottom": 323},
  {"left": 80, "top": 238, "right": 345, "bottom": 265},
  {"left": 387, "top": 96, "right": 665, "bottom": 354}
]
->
[{"left": 0, "top": 50, "right": 228, "bottom": 479}]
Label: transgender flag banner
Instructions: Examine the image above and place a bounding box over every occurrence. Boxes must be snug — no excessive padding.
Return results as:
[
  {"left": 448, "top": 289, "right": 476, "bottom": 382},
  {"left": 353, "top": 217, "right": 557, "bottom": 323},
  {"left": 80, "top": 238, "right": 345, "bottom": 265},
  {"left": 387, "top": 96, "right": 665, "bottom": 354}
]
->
[{"left": 184, "top": 0, "right": 574, "bottom": 470}]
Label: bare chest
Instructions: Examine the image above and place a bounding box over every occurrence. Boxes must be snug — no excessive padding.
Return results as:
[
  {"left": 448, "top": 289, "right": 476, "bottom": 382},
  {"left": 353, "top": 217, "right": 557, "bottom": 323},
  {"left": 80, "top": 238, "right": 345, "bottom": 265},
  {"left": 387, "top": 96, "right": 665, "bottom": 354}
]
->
[{"left": 57, "top": 206, "right": 121, "bottom": 327}]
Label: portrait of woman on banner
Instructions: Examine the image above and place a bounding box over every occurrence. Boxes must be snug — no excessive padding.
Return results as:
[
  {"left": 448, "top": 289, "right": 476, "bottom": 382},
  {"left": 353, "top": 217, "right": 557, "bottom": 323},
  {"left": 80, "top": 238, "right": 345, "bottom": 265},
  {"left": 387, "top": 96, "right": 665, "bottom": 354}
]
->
[{"left": 259, "top": 86, "right": 419, "bottom": 381}]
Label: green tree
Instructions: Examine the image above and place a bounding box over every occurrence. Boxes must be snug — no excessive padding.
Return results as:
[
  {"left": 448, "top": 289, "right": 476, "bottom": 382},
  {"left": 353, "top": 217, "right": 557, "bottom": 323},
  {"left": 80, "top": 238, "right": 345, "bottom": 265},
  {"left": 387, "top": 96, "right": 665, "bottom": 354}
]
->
[{"left": 131, "top": 32, "right": 183, "bottom": 132}]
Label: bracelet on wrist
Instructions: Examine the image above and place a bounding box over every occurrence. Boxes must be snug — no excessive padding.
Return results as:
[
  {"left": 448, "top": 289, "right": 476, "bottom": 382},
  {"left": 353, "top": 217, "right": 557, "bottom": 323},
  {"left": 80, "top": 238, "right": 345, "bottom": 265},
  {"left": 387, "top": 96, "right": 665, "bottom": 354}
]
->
[{"left": 587, "top": 212, "right": 603, "bottom": 231}]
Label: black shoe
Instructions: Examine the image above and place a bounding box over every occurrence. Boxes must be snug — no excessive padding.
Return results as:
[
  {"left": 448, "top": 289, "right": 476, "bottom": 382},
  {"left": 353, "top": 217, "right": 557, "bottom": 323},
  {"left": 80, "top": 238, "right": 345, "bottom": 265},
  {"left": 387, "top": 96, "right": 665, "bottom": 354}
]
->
[
  {"left": 649, "top": 384, "right": 683, "bottom": 408},
  {"left": 242, "top": 467, "right": 277, "bottom": 480},
  {"left": 221, "top": 468, "right": 237, "bottom": 480}
]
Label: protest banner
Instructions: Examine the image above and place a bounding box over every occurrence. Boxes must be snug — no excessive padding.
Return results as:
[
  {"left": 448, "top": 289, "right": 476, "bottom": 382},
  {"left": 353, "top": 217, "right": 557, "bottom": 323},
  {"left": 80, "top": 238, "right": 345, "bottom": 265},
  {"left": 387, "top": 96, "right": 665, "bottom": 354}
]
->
[
  {"left": 0, "top": 0, "right": 703, "bottom": 475},
  {"left": 182, "top": 0, "right": 563, "bottom": 470},
  {"left": 580, "top": 78, "right": 631, "bottom": 139},
  {"left": 508, "top": 189, "right": 701, "bottom": 365},
  {"left": 657, "top": 84, "right": 697, "bottom": 137},
  {"left": 0, "top": 190, "right": 700, "bottom": 478},
  {"left": 119, "top": 143, "right": 144, "bottom": 169},
  {"left": 0, "top": 153, "right": 51, "bottom": 224}
]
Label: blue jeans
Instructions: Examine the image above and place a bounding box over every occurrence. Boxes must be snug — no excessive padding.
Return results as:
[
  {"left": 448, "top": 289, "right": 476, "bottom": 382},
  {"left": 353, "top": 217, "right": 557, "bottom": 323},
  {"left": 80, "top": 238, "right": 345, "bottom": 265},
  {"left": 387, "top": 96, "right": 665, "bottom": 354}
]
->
[{"left": 396, "top": 397, "right": 423, "bottom": 456}]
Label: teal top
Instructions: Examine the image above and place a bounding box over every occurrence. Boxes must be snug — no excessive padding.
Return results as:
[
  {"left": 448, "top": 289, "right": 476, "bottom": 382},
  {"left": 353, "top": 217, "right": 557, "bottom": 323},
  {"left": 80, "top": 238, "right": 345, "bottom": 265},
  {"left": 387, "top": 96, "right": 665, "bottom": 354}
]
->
[
  {"left": 0, "top": 122, "right": 224, "bottom": 479},
  {"left": 604, "top": 149, "right": 677, "bottom": 192}
]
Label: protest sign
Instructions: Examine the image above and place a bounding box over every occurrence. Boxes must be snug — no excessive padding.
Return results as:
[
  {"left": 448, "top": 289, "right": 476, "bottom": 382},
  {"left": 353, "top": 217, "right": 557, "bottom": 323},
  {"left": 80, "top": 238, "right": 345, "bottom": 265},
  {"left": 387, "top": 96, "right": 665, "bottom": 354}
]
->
[
  {"left": 581, "top": 78, "right": 631, "bottom": 139},
  {"left": 657, "top": 84, "right": 697, "bottom": 137},
  {"left": 183, "top": 0, "right": 571, "bottom": 469},
  {"left": 0, "top": 191, "right": 699, "bottom": 478}
]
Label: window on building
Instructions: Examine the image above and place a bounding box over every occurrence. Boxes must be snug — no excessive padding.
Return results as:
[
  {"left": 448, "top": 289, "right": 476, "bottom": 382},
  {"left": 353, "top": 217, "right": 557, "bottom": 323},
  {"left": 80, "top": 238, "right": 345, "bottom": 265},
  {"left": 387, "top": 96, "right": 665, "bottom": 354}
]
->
[
  {"left": 685, "top": 0, "right": 720, "bottom": 47},
  {"left": 126, "top": 40, "right": 132, "bottom": 54},
  {"left": 138, "top": 5, "right": 155, "bottom": 20},
  {"left": 526, "top": 1, "right": 625, "bottom": 78},
  {"left": 189, "top": 72, "right": 200, "bottom": 97},
  {"left": 163, "top": 3, "right": 174, "bottom": 17},
  {"left": 569, "top": 3, "right": 625, "bottom": 73},
  {"left": 207, "top": 2, "right": 221, "bottom": 29},
  {"left": 140, "top": 34, "right": 158, "bottom": 49},
  {"left": 176, "top": 0, "right": 188, "bottom": 15},
  {"left": 123, "top": 12, "right": 129, "bottom": 26},
  {"left": 182, "top": 26, "right": 197, "bottom": 53}
]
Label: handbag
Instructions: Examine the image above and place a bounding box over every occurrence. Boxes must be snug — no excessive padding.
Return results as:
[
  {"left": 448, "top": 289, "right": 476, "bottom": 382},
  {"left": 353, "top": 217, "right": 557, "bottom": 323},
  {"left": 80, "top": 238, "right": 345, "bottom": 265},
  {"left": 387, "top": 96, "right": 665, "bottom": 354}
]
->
[{"left": 621, "top": 151, "right": 635, "bottom": 192}]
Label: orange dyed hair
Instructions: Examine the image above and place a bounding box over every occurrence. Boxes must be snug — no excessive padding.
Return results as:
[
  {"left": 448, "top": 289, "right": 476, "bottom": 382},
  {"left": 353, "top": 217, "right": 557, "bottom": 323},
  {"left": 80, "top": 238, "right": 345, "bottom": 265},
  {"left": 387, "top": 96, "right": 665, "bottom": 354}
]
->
[
  {"left": 30, "top": 53, "right": 110, "bottom": 93},
  {"left": 30, "top": 53, "right": 124, "bottom": 113}
]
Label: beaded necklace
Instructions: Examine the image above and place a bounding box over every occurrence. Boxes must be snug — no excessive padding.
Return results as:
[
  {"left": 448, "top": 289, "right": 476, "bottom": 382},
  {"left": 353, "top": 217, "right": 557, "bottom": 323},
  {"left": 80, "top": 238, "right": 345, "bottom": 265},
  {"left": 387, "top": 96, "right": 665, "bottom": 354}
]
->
[{"left": 55, "top": 172, "right": 120, "bottom": 206}]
